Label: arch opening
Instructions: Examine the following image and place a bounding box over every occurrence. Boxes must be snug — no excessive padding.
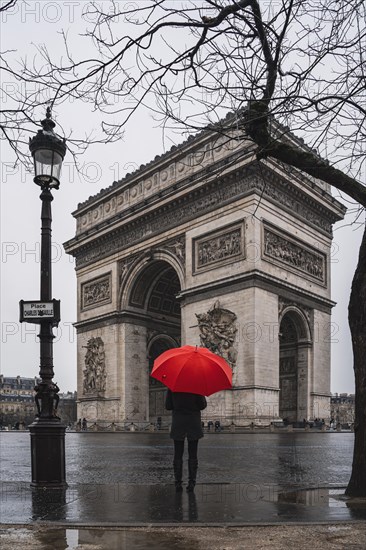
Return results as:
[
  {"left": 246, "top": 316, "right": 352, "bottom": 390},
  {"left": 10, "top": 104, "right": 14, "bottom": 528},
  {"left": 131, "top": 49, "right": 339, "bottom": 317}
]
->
[
  {"left": 147, "top": 336, "right": 177, "bottom": 421},
  {"left": 127, "top": 260, "right": 181, "bottom": 422},
  {"left": 279, "top": 310, "right": 311, "bottom": 423}
]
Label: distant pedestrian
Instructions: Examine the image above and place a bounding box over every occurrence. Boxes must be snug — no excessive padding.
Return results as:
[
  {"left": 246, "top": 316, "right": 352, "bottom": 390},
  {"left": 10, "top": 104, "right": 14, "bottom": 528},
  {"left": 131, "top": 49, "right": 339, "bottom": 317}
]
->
[
  {"left": 77, "top": 418, "right": 82, "bottom": 431},
  {"left": 82, "top": 418, "right": 87, "bottom": 431},
  {"left": 165, "top": 390, "right": 207, "bottom": 492},
  {"left": 214, "top": 420, "right": 221, "bottom": 433},
  {"left": 207, "top": 420, "right": 213, "bottom": 432}
]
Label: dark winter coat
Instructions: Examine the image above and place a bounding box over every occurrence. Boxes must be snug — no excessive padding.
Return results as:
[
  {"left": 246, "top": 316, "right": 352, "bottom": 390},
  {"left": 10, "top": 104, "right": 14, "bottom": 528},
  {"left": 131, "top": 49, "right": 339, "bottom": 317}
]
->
[{"left": 165, "top": 390, "right": 207, "bottom": 441}]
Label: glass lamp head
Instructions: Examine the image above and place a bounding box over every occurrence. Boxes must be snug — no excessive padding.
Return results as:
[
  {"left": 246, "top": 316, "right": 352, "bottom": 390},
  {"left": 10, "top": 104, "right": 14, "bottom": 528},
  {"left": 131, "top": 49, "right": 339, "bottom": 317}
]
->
[{"left": 29, "top": 108, "right": 66, "bottom": 189}]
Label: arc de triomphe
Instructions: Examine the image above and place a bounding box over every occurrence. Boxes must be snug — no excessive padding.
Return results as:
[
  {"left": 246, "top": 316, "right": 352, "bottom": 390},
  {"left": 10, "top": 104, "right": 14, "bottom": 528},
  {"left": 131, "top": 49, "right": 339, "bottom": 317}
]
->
[{"left": 64, "top": 121, "right": 345, "bottom": 426}]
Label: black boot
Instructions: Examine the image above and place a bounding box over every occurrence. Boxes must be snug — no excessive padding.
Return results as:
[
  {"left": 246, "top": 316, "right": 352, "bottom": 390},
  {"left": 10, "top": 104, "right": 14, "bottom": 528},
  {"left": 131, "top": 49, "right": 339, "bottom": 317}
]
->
[
  {"left": 186, "top": 459, "right": 198, "bottom": 492},
  {"left": 173, "top": 459, "right": 183, "bottom": 492}
]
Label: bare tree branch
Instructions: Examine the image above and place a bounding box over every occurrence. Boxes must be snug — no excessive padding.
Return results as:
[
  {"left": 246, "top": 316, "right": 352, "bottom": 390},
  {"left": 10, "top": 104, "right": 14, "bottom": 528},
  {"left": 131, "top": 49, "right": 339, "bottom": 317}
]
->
[{"left": 1, "top": 0, "right": 366, "bottom": 496}]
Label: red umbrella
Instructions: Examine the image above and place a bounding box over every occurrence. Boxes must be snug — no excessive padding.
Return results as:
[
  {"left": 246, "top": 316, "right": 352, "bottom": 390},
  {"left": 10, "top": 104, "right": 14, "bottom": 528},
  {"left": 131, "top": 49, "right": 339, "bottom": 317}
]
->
[{"left": 151, "top": 345, "right": 232, "bottom": 396}]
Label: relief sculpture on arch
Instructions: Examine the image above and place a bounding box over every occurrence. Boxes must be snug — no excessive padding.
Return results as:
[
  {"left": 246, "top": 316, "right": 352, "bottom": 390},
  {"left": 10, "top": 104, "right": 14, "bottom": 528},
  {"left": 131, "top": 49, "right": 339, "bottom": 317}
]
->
[
  {"left": 196, "top": 301, "right": 238, "bottom": 369},
  {"left": 82, "top": 337, "right": 106, "bottom": 395}
]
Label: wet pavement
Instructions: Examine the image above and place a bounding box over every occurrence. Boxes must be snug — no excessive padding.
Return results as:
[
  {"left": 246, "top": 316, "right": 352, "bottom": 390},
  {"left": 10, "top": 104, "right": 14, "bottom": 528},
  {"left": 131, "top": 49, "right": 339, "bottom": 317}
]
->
[
  {"left": 1, "top": 431, "right": 355, "bottom": 487},
  {"left": 1, "top": 431, "right": 365, "bottom": 529},
  {"left": 2, "top": 481, "right": 366, "bottom": 526}
]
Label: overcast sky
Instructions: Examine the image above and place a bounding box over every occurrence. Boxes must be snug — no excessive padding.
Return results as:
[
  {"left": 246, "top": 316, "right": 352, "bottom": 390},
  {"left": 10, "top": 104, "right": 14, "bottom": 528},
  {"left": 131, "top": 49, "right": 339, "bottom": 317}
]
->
[{"left": 0, "top": 1, "right": 364, "bottom": 394}]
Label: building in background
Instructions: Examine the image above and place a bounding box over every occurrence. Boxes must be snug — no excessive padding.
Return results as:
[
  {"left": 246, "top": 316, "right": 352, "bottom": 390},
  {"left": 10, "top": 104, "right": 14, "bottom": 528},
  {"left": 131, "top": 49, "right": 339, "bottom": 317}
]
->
[
  {"left": 0, "top": 375, "right": 38, "bottom": 428},
  {"left": 331, "top": 393, "right": 355, "bottom": 428},
  {"left": 58, "top": 391, "right": 78, "bottom": 426},
  {"left": 0, "top": 375, "right": 77, "bottom": 428}
]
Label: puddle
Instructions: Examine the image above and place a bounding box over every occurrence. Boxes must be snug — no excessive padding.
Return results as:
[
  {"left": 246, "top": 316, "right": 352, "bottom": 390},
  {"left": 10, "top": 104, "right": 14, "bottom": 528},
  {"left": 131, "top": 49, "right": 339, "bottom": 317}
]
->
[
  {"left": 277, "top": 488, "right": 366, "bottom": 508},
  {"left": 66, "top": 529, "right": 78, "bottom": 548},
  {"left": 0, "top": 528, "right": 200, "bottom": 550},
  {"left": 64, "top": 528, "right": 197, "bottom": 549}
]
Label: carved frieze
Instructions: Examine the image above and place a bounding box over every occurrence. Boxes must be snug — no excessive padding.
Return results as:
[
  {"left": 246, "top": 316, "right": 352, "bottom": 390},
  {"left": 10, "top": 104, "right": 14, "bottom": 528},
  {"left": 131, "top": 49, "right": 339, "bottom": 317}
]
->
[
  {"left": 193, "top": 221, "right": 244, "bottom": 273},
  {"left": 263, "top": 224, "right": 326, "bottom": 284},
  {"left": 82, "top": 336, "right": 106, "bottom": 395},
  {"left": 81, "top": 273, "right": 112, "bottom": 310},
  {"left": 76, "top": 133, "right": 245, "bottom": 235},
  {"left": 73, "top": 164, "right": 335, "bottom": 268},
  {"left": 196, "top": 301, "right": 238, "bottom": 368}
]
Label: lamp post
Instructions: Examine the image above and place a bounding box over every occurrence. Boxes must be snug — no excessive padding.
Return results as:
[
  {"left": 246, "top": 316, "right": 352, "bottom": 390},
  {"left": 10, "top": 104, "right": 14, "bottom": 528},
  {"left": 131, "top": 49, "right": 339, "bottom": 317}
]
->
[{"left": 23, "top": 108, "right": 67, "bottom": 488}]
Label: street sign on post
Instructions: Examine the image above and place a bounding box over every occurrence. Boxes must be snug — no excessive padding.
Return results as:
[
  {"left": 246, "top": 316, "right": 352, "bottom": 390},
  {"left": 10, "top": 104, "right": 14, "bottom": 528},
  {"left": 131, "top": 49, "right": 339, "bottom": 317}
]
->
[{"left": 19, "top": 299, "right": 61, "bottom": 325}]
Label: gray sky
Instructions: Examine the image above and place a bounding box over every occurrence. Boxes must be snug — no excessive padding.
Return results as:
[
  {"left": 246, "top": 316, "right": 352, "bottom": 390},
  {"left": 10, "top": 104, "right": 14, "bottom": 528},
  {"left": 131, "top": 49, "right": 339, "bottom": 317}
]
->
[{"left": 0, "top": 1, "right": 363, "bottom": 394}]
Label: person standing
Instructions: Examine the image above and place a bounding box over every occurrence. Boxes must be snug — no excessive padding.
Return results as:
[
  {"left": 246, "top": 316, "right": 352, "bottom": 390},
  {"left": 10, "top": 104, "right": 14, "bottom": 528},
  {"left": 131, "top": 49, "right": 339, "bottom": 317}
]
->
[{"left": 165, "top": 390, "right": 207, "bottom": 492}]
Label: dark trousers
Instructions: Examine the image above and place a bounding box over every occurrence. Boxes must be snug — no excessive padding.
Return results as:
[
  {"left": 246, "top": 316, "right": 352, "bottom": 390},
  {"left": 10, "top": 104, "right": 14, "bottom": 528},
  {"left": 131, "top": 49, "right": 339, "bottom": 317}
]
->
[{"left": 173, "top": 439, "right": 198, "bottom": 461}]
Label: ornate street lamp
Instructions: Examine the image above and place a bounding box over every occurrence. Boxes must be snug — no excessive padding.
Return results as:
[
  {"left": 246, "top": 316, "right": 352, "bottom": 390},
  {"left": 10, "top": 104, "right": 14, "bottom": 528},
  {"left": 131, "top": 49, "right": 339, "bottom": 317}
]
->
[
  {"left": 21, "top": 108, "right": 67, "bottom": 488},
  {"left": 29, "top": 107, "right": 66, "bottom": 189}
]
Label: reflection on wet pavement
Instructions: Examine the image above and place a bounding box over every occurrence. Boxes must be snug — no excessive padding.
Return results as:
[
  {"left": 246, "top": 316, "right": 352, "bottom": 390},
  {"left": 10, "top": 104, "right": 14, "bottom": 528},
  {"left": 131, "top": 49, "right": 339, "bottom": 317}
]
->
[
  {"left": 1, "top": 431, "right": 364, "bottom": 527},
  {"left": 0, "top": 527, "right": 200, "bottom": 550},
  {"left": 32, "top": 528, "right": 199, "bottom": 550},
  {"left": 278, "top": 488, "right": 347, "bottom": 507},
  {"left": 1, "top": 482, "right": 365, "bottom": 526},
  {"left": 277, "top": 488, "right": 366, "bottom": 520},
  {"left": 73, "top": 528, "right": 200, "bottom": 550}
]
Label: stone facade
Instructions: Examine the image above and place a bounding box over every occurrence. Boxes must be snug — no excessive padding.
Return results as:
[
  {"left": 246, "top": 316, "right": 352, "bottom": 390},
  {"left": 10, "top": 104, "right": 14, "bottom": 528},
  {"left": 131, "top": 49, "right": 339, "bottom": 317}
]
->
[
  {"left": 0, "top": 375, "right": 77, "bottom": 428},
  {"left": 330, "top": 393, "right": 355, "bottom": 427},
  {"left": 64, "top": 121, "right": 345, "bottom": 426}
]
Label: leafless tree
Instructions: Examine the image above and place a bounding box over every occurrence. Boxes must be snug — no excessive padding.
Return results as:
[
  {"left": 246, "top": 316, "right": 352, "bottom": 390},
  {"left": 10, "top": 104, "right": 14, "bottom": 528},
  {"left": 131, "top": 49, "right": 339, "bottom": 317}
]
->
[{"left": 2, "top": 0, "right": 365, "bottom": 495}]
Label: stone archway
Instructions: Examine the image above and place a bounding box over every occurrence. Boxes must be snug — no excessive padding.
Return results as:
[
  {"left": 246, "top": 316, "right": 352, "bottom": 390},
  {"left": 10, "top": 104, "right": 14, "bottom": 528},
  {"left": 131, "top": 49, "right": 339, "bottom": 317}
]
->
[
  {"left": 66, "top": 119, "right": 344, "bottom": 427},
  {"left": 127, "top": 260, "right": 181, "bottom": 421},
  {"left": 147, "top": 335, "right": 178, "bottom": 420},
  {"left": 279, "top": 308, "right": 312, "bottom": 422}
]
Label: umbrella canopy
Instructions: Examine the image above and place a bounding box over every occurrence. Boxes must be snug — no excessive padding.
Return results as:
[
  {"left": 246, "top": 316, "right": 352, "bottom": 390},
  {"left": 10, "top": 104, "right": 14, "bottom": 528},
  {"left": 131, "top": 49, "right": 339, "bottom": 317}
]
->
[{"left": 151, "top": 345, "right": 232, "bottom": 396}]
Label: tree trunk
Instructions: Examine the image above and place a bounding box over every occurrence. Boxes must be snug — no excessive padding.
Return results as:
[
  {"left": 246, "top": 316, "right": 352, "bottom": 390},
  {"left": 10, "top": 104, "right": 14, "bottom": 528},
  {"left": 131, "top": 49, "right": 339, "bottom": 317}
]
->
[
  {"left": 244, "top": 102, "right": 366, "bottom": 208},
  {"left": 345, "top": 225, "right": 366, "bottom": 497}
]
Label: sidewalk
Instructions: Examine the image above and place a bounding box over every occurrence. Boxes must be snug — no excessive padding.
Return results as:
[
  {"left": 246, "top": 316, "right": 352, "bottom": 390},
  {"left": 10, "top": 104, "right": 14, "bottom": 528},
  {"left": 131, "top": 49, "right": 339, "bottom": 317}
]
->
[{"left": 1, "top": 523, "right": 366, "bottom": 550}]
